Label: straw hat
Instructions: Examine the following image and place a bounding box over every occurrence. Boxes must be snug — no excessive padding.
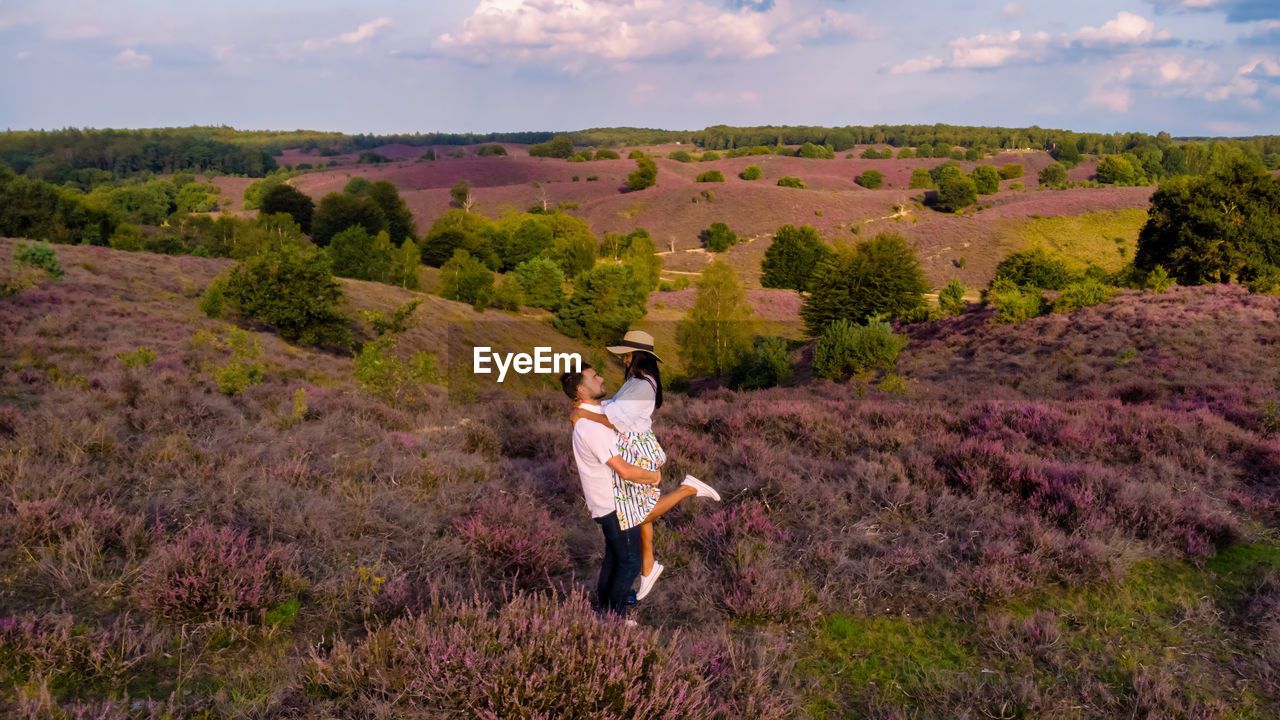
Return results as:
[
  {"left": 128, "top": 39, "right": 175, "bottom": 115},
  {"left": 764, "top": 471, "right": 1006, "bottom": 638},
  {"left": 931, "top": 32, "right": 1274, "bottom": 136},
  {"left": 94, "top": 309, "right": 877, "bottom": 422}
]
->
[{"left": 606, "top": 330, "right": 664, "bottom": 363}]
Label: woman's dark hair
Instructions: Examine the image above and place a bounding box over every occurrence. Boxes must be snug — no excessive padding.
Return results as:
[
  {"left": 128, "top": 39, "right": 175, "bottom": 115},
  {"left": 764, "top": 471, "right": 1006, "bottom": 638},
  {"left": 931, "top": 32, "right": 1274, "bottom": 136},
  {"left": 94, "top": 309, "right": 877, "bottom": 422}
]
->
[{"left": 625, "top": 353, "right": 662, "bottom": 410}]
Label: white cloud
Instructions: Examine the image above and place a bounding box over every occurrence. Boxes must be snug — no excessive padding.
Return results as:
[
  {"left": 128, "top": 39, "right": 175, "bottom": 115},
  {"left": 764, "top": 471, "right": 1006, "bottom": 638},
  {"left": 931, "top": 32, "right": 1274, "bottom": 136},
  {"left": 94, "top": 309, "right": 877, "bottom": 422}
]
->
[
  {"left": 1087, "top": 87, "right": 1132, "bottom": 111},
  {"left": 690, "top": 89, "right": 761, "bottom": 107},
  {"left": 113, "top": 48, "right": 152, "bottom": 69},
  {"left": 49, "top": 23, "right": 103, "bottom": 40},
  {"left": 890, "top": 11, "right": 1169, "bottom": 73},
  {"left": 303, "top": 17, "right": 392, "bottom": 52},
  {"left": 433, "top": 0, "right": 871, "bottom": 70},
  {"left": 1068, "top": 11, "right": 1171, "bottom": 46}
]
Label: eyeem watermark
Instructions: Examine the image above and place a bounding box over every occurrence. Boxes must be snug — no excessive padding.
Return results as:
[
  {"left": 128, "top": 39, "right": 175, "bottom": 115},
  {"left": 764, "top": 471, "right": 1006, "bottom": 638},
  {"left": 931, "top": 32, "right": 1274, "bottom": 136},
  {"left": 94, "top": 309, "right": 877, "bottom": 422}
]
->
[{"left": 473, "top": 346, "right": 582, "bottom": 382}]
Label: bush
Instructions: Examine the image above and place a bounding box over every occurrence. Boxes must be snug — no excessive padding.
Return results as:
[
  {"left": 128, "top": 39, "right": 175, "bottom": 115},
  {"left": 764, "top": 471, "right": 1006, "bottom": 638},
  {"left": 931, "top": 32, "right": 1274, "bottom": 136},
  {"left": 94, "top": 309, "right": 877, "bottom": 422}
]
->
[
  {"left": 222, "top": 244, "right": 351, "bottom": 346},
  {"left": 800, "top": 232, "right": 927, "bottom": 334},
  {"left": 1038, "top": 162, "right": 1067, "bottom": 186},
  {"left": 440, "top": 249, "right": 495, "bottom": 307},
  {"left": 700, "top": 150, "right": 721, "bottom": 162},
  {"left": 908, "top": 168, "right": 934, "bottom": 189},
  {"left": 594, "top": 149, "right": 619, "bottom": 160},
  {"left": 938, "top": 279, "right": 966, "bottom": 316},
  {"left": 116, "top": 347, "right": 156, "bottom": 369},
  {"left": 812, "top": 317, "right": 908, "bottom": 380},
  {"left": 741, "top": 165, "right": 762, "bottom": 180},
  {"left": 970, "top": 165, "right": 1001, "bottom": 195},
  {"left": 856, "top": 170, "right": 883, "bottom": 189},
  {"left": 999, "top": 163, "right": 1024, "bottom": 180},
  {"left": 993, "top": 248, "right": 1077, "bottom": 290},
  {"left": 627, "top": 157, "right": 658, "bottom": 191},
  {"left": 353, "top": 335, "right": 439, "bottom": 405},
  {"left": 199, "top": 280, "right": 225, "bottom": 318},
  {"left": 702, "top": 222, "right": 738, "bottom": 252},
  {"left": 1053, "top": 278, "right": 1116, "bottom": 313},
  {"left": 215, "top": 361, "right": 264, "bottom": 396},
  {"left": 668, "top": 150, "right": 694, "bottom": 163},
  {"left": 13, "top": 240, "right": 63, "bottom": 278},
  {"left": 936, "top": 176, "right": 977, "bottom": 212},
  {"left": 136, "top": 522, "right": 297, "bottom": 624},
  {"left": 627, "top": 149, "right": 646, "bottom": 159},
  {"left": 696, "top": 170, "right": 725, "bottom": 183},
  {"left": 477, "top": 144, "right": 508, "bottom": 156},
  {"left": 776, "top": 176, "right": 805, "bottom": 189},
  {"left": 761, "top": 224, "right": 831, "bottom": 291},
  {"left": 798, "top": 142, "right": 835, "bottom": 159},
  {"left": 1145, "top": 265, "right": 1175, "bottom": 294},
  {"left": 988, "top": 278, "right": 1046, "bottom": 324},
  {"left": 358, "top": 151, "right": 390, "bottom": 164},
  {"left": 729, "top": 337, "right": 793, "bottom": 390},
  {"left": 529, "top": 135, "right": 575, "bottom": 159}
]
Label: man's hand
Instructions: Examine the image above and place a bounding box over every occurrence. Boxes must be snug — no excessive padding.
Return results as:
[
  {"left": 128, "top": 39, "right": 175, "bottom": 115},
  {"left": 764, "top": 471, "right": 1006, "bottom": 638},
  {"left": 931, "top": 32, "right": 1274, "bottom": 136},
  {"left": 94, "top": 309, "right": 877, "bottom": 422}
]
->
[{"left": 607, "top": 456, "right": 660, "bottom": 486}]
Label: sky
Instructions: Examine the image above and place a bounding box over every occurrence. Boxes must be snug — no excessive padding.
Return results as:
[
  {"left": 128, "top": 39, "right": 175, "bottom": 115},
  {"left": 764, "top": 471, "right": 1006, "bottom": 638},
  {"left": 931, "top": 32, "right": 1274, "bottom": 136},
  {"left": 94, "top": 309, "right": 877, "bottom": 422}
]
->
[{"left": 1, "top": 0, "right": 1278, "bottom": 137}]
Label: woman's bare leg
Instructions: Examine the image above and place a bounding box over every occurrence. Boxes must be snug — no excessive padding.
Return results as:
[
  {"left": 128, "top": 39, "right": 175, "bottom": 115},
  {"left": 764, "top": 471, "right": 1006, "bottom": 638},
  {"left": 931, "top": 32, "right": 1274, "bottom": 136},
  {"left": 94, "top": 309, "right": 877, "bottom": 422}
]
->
[{"left": 639, "top": 485, "right": 695, "bottom": 577}]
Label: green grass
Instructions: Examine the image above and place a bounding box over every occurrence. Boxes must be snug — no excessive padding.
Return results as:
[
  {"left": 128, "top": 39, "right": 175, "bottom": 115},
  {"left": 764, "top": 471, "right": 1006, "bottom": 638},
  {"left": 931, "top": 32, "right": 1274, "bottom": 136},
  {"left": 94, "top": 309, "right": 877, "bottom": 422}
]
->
[
  {"left": 798, "top": 542, "right": 1280, "bottom": 719},
  {"left": 998, "top": 208, "right": 1148, "bottom": 273}
]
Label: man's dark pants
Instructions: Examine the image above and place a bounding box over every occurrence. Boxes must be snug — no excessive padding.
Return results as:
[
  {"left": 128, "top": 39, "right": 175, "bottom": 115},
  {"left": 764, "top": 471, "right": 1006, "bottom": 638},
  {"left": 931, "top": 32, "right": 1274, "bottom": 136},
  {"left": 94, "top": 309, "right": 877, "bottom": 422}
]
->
[{"left": 594, "top": 511, "right": 642, "bottom": 616}]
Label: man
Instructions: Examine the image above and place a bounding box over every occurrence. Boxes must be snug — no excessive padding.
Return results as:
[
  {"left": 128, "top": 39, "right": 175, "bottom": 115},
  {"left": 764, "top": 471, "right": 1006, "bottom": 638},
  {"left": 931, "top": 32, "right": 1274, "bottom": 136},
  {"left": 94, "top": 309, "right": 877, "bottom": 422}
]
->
[{"left": 561, "top": 363, "right": 660, "bottom": 619}]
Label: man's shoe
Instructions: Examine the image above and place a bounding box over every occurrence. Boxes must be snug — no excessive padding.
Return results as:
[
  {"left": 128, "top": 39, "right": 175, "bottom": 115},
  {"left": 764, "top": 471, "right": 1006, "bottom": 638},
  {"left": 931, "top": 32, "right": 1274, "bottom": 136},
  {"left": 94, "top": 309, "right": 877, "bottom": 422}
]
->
[
  {"left": 635, "top": 562, "right": 664, "bottom": 601},
  {"left": 626, "top": 590, "right": 638, "bottom": 605},
  {"left": 624, "top": 618, "right": 638, "bottom": 627},
  {"left": 681, "top": 475, "right": 721, "bottom": 501}
]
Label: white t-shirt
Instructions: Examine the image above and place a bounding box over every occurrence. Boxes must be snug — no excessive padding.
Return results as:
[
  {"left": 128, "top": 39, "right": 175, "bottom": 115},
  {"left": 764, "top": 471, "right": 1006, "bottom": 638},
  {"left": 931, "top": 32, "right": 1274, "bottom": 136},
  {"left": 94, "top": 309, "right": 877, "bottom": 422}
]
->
[
  {"left": 603, "top": 375, "right": 656, "bottom": 434},
  {"left": 571, "top": 403, "right": 621, "bottom": 518}
]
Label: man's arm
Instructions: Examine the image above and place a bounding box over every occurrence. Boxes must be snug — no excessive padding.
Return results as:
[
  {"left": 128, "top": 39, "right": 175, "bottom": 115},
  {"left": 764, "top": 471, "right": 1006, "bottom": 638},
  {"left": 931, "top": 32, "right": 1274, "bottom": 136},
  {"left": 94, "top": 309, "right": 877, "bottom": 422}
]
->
[
  {"left": 607, "top": 455, "right": 660, "bottom": 486},
  {"left": 571, "top": 407, "right": 617, "bottom": 430}
]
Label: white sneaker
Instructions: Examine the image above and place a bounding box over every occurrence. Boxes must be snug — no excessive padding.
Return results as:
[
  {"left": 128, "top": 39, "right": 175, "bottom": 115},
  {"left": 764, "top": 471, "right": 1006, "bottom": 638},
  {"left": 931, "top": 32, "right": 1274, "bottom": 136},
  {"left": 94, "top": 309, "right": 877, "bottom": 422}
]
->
[
  {"left": 681, "top": 475, "right": 721, "bottom": 501},
  {"left": 635, "top": 562, "right": 664, "bottom": 601},
  {"left": 624, "top": 618, "right": 638, "bottom": 627}
]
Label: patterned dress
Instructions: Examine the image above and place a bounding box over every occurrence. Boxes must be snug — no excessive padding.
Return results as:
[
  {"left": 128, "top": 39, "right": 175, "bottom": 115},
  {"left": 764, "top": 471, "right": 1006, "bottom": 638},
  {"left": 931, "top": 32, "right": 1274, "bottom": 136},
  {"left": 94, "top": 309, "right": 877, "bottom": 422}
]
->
[{"left": 606, "top": 375, "right": 664, "bottom": 530}]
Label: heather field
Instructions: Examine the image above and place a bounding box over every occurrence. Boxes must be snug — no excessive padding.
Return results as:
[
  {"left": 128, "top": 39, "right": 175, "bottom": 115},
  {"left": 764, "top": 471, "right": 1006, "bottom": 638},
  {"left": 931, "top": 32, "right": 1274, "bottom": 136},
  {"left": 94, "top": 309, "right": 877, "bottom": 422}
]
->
[
  {"left": 276, "top": 144, "right": 1152, "bottom": 289},
  {"left": 3, "top": 238, "right": 1280, "bottom": 718}
]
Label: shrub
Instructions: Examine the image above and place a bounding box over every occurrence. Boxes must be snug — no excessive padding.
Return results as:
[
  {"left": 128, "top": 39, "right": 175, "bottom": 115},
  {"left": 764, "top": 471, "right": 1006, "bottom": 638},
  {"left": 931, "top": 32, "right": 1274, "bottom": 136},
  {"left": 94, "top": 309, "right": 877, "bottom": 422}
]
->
[
  {"left": 199, "top": 280, "right": 225, "bottom": 318},
  {"left": 812, "top": 317, "right": 908, "bottom": 380},
  {"left": 135, "top": 521, "right": 297, "bottom": 624},
  {"left": 988, "top": 277, "right": 1046, "bottom": 324},
  {"left": 13, "top": 240, "right": 63, "bottom": 278},
  {"left": 222, "top": 244, "right": 351, "bottom": 347},
  {"left": 776, "top": 176, "right": 805, "bottom": 189},
  {"left": 358, "top": 151, "right": 390, "bottom": 164},
  {"left": 800, "top": 232, "right": 927, "bottom": 334},
  {"left": 761, "top": 224, "right": 831, "bottom": 292},
  {"left": 455, "top": 495, "right": 570, "bottom": 580},
  {"left": 627, "top": 157, "right": 658, "bottom": 191},
  {"left": 992, "top": 248, "right": 1077, "bottom": 290},
  {"left": 353, "top": 335, "right": 439, "bottom": 405},
  {"left": 908, "top": 168, "right": 934, "bottom": 189},
  {"left": 1145, "top": 265, "right": 1175, "bottom": 294},
  {"left": 362, "top": 298, "right": 423, "bottom": 337},
  {"left": 856, "top": 170, "right": 883, "bottom": 189},
  {"left": 440, "top": 249, "right": 495, "bottom": 307},
  {"left": 938, "top": 279, "right": 967, "bottom": 316},
  {"left": 1010, "top": 181, "right": 1024, "bottom": 191},
  {"left": 594, "top": 149, "right": 619, "bottom": 160},
  {"left": 729, "top": 337, "right": 793, "bottom": 390},
  {"left": 627, "top": 149, "right": 646, "bottom": 159},
  {"left": 305, "top": 591, "right": 714, "bottom": 718},
  {"left": 702, "top": 222, "right": 738, "bottom": 252},
  {"left": 529, "top": 135, "right": 575, "bottom": 158},
  {"left": 700, "top": 150, "right": 721, "bottom": 162},
  {"left": 999, "top": 163, "right": 1024, "bottom": 180},
  {"left": 741, "top": 165, "right": 762, "bottom": 180},
  {"left": 1053, "top": 278, "right": 1116, "bottom": 312},
  {"left": 1038, "top": 162, "right": 1067, "bottom": 186},
  {"left": 668, "top": 150, "right": 694, "bottom": 163},
  {"left": 970, "top": 165, "right": 1001, "bottom": 195},
  {"left": 490, "top": 275, "right": 525, "bottom": 310},
  {"left": 116, "top": 347, "right": 155, "bottom": 368},
  {"left": 696, "top": 170, "right": 725, "bottom": 183},
  {"left": 215, "top": 361, "right": 264, "bottom": 396},
  {"left": 798, "top": 142, "right": 835, "bottom": 159},
  {"left": 936, "top": 176, "right": 977, "bottom": 212},
  {"left": 477, "top": 144, "right": 508, "bottom": 156}
]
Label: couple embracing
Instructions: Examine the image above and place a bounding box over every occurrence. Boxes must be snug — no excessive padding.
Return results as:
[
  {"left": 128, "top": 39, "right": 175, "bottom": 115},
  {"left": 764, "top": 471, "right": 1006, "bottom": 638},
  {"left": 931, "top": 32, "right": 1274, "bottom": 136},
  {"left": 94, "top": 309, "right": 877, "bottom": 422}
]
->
[{"left": 560, "top": 331, "right": 721, "bottom": 620}]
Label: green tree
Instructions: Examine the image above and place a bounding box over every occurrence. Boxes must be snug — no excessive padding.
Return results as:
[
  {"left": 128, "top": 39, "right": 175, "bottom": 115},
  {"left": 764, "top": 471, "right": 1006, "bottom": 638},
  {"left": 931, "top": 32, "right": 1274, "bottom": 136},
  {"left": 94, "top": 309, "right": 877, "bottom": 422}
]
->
[
  {"left": 728, "top": 337, "right": 792, "bottom": 390},
  {"left": 311, "top": 193, "right": 385, "bottom": 247},
  {"left": 421, "top": 209, "right": 496, "bottom": 267},
  {"left": 554, "top": 264, "right": 648, "bottom": 343},
  {"left": 627, "top": 157, "right": 658, "bottom": 191},
  {"left": 676, "top": 260, "right": 755, "bottom": 376},
  {"left": 440, "top": 249, "right": 495, "bottom": 306},
  {"left": 970, "top": 165, "right": 1001, "bottom": 194},
  {"left": 495, "top": 215, "right": 554, "bottom": 270},
  {"left": 1096, "top": 156, "right": 1137, "bottom": 185},
  {"left": 1136, "top": 159, "right": 1280, "bottom": 284},
  {"left": 513, "top": 256, "right": 566, "bottom": 311},
  {"left": 992, "top": 248, "right": 1078, "bottom": 290},
  {"left": 344, "top": 177, "right": 372, "bottom": 196},
  {"left": 938, "top": 279, "right": 967, "bottom": 316},
  {"left": 259, "top": 183, "right": 315, "bottom": 234},
  {"left": 1038, "top": 162, "right": 1067, "bottom": 186},
  {"left": 222, "top": 244, "right": 350, "bottom": 346},
  {"left": 328, "top": 226, "right": 393, "bottom": 282},
  {"left": 856, "top": 170, "right": 884, "bottom": 189},
  {"left": 908, "top": 168, "right": 934, "bottom": 189},
  {"left": 367, "top": 181, "right": 417, "bottom": 246},
  {"left": 812, "top": 317, "right": 907, "bottom": 380},
  {"left": 450, "top": 179, "right": 474, "bottom": 211},
  {"left": 388, "top": 238, "right": 422, "bottom": 289},
  {"left": 761, "top": 224, "right": 831, "bottom": 292},
  {"left": 800, "top": 232, "right": 927, "bottom": 335},
  {"left": 741, "top": 165, "right": 762, "bottom": 180},
  {"left": 936, "top": 176, "right": 977, "bottom": 212},
  {"left": 702, "top": 222, "right": 737, "bottom": 252},
  {"left": 929, "top": 161, "right": 963, "bottom": 186},
  {"left": 621, "top": 232, "right": 662, "bottom": 291}
]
